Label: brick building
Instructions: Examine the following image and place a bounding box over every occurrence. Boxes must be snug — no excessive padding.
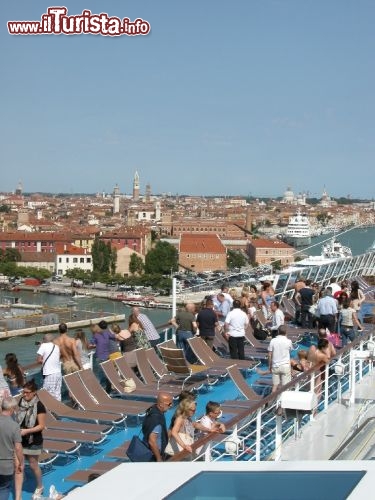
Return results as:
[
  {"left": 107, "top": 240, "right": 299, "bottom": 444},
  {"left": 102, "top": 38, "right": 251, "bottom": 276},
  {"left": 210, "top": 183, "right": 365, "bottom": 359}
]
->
[
  {"left": 247, "top": 239, "right": 295, "bottom": 267},
  {"left": 179, "top": 234, "right": 227, "bottom": 272}
]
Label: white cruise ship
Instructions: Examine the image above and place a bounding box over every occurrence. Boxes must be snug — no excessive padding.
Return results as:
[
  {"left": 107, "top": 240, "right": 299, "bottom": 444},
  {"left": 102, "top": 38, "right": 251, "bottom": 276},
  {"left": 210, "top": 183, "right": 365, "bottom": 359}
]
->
[{"left": 284, "top": 208, "right": 311, "bottom": 247}]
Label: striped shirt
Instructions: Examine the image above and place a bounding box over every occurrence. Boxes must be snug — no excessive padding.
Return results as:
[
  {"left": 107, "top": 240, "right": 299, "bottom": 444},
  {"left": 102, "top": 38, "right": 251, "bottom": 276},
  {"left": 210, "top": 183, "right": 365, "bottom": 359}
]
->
[{"left": 138, "top": 313, "right": 160, "bottom": 341}]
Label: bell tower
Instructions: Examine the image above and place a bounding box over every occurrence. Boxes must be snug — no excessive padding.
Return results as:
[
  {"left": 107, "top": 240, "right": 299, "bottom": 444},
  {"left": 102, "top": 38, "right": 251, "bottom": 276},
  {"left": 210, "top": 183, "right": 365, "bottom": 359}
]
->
[{"left": 133, "top": 171, "right": 140, "bottom": 201}]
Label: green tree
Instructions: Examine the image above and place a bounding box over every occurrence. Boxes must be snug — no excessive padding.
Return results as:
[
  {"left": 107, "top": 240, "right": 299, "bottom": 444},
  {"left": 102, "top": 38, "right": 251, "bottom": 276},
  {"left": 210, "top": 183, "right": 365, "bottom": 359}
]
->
[
  {"left": 145, "top": 241, "right": 178, "bottom": 275},
  {"left": 227, "top": 250, "right": 248, "bottom": 270},
  {"left": 109, "top": 244, "right": 117, "bottom": 275},
  {"left": 129, "top": 253, "right": 144, "bottom": 275},
  {"left": 0, "top": 248, "right": 21, "bottom": 262},
  {"left": 91, "top": 238, "right": 114, "bottom": 274}
]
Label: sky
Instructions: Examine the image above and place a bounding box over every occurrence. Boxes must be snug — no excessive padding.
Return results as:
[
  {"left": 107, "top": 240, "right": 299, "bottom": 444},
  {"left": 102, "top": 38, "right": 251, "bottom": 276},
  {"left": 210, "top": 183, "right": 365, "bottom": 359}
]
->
[{"left": 1, "top": 1, "right": 374, "bottom": 198}]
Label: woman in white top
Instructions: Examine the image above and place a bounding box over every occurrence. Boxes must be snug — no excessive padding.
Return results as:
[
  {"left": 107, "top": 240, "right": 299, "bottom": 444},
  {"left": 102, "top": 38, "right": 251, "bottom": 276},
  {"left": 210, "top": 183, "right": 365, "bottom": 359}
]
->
[{"left": 75, "top": 329, "right": 92, "bottom": 370}]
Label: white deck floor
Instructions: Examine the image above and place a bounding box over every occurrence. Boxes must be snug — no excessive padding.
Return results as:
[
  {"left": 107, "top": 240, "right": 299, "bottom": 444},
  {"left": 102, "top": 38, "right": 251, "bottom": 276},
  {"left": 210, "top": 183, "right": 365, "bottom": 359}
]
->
[{"left": 281, "top": 369, "right": 375, "bottom": 461}]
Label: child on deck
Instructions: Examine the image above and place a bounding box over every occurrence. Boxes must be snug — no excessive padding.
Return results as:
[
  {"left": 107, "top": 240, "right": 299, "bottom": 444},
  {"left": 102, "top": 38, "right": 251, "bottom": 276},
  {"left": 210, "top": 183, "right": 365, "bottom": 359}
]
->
[{"left": 199, "top": 401, "right": 226, "bottom": 434}]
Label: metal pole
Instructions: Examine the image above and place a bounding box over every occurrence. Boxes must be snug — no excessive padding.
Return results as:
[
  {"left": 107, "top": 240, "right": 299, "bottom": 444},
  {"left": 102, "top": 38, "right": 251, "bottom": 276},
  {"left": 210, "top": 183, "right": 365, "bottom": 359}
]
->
[
  {"left": 172, "top": 277, "right": 177, "bottom": 318},
  {"left": 172, "top": 278, "right": 177, "bottom": 343}
]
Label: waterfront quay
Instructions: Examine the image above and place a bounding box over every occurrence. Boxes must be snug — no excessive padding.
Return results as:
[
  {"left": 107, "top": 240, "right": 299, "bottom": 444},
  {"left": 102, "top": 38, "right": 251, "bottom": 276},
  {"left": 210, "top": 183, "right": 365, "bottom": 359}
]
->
[
  {"left": 0, "top": 288, "right": 126, "bottom": 339},
  {"left": 0, "top": 309, "right": 125, "bottom": 339}
]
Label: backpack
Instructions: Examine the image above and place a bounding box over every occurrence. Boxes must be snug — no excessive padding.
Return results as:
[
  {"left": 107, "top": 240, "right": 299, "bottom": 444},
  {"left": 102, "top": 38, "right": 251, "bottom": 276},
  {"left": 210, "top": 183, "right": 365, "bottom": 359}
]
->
[{"left": 252, "top": 319, "right": 270, "bottom": 341}]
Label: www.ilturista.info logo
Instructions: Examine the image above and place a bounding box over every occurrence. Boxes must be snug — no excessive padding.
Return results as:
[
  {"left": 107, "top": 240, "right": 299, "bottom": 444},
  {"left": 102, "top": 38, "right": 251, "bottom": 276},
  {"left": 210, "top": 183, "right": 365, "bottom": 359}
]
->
[{"left": 7, "top": 7, "right": 151, "bottom": 36}]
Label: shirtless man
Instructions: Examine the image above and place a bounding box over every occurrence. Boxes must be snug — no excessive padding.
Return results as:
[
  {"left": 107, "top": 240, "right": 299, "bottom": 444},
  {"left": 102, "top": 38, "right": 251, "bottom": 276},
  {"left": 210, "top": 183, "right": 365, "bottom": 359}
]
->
[
  {"left": 307, "top": 329, "right": 336, "bottom": 363},
  {"left": 293, "top": 278, "right": 306, "bottom": 325},
  {"left": 309, "top": 338, "right": 331, "bottom": 403},
  {"left": 54, "top": 323, "right": 82, "bottom": 374}
]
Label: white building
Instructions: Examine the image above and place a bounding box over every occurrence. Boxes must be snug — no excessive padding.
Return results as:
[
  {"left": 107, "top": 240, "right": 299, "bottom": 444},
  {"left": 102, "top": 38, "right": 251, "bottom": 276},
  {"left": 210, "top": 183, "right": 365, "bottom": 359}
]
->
[{"left": 55, "top": 244, "right": 93, "bottom": 276}]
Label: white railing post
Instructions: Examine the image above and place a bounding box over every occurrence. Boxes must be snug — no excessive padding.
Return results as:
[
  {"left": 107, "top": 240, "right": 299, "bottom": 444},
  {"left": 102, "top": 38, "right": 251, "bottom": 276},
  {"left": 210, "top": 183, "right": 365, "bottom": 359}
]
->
[
  {"left": 204, "top": 442, "right": 211, "bottom": 462},
  {"left": 324, "top": 363, "right": 329, "bottom": 411},
  {"left": 350, "top": 351, "right": 356, "bottom": 405},
  {"left": 309, "top": 371, "right": 316, "bottom": 422},
  {"left": 369, "top": 336, "right": 374, "bottom": 373},
  {"left": 255, "top": 408, "right": 262, "bottom": 462},
  {"left": 274, "top": 415, "right": 282, "bottom": 461},
  {"left": 359, "top": 340, "right": 364, "bottom": 380},
  {"left": 337, "top": 356, "right": 342, "bottom": 404}
]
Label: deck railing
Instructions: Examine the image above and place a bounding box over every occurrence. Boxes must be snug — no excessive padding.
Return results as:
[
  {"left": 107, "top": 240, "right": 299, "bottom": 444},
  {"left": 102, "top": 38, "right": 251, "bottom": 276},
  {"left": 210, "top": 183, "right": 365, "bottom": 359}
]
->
[{"left": 170, "top": 329, "right": 375, "bottom": 463}]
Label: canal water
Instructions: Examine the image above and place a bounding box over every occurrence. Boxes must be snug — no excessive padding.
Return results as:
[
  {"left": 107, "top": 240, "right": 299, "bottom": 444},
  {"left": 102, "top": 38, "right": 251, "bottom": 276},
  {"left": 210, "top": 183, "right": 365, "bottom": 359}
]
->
[
  {"left": 306, "top": 226, "right": 375, "bottom": 257},
  {"left": 0, "top": 290, "right": 171, "bottom": 367},
  {"left": 1, "top": 226, "right": 374, "bottom": 367}
]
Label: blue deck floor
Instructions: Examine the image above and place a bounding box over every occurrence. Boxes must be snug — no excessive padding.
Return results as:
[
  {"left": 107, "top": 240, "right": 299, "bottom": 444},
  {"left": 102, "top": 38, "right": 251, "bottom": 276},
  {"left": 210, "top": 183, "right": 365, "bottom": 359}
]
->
[{"left": 14, "top": 326, "right": 356, "bottom": 498}]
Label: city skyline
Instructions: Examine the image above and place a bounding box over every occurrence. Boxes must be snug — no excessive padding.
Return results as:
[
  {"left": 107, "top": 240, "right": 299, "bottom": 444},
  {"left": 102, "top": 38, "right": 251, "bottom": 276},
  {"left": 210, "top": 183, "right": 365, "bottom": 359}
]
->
[
  {"left": 1, "top": 181, "right": 373, "bottom": 201},
  {"left": 1, "top": 1, "right": 375, "bottom": 198}
]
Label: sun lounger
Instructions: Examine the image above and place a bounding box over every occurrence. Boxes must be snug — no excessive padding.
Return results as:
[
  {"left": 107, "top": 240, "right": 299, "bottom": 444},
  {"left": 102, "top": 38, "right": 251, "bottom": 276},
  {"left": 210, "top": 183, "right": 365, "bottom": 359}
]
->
[
  {"left": 158, "top": 346, "right": 218, "bottom": 390},
  {"left": 281, "top": 297, "right": 296, "bottom": 320},
  {"left": 43, "top": 439, "right": 81, "bottom": 456},
  {"left": 112, "top": 356, "right": 174, "bottom": 398},
  {"left": 44, "top": 428, "right": 106, "bottom": 446},
  {"left": 158, "top": 339, "right": 177, "bottom": 349},
  {"left": 45, "top": 411, "right": 113, "bottom": 435},
  {"left": 244, "top": 330, "right": 269, "bottom": 351},
  {"left": 188, "top": 336, "right": 260, "bottom": 370},
  {"left": 37, "top": 389, "right": 126, "bottom": 426},
  {"left": 65, "top": 461, "right": 120, "bottom": 483},
  {"left": 226, "top": 364, "right": 264, "bottom": 402},
  {"left": 78, "top": 368, "right": 153, "bottom": 410},
  {"left": 64, "top": 371, "right": 150, "bottom": 418},
  {"left": 143, "top": 347, "right": 171, "bottom": 379},
  {"left": 39, "top": 452, "right": 58, "bottom": 467},
  {"left": 212, "top": 329, "right": 269, "bottom": 361},
  {"left": 101, "top": 357, "right": 166, "bottom": 399},
  {"left": 135, "top": 348, "right": 208, "bottom": 393},
  {"left": 106, "top": 440, "right": 131, "bottom": 459}
]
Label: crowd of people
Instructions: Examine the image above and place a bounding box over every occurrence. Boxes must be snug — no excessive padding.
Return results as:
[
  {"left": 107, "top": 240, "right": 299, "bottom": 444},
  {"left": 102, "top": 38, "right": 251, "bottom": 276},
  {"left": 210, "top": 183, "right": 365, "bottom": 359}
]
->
[
  {"left": 0, "top": 305, "right": 163, "bottom": 499},
  {"left": 0, "top": 278, "right": 367, "bottom": 496},
  {"left": 142, "top": 390, "right": 226, "bottom": 462}
]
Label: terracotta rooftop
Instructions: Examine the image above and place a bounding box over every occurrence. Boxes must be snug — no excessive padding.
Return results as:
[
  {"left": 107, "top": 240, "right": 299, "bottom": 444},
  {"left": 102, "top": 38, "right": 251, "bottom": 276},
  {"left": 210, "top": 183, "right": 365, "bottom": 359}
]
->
[
  {"left": 55, "top": 243, "right": 89, "bottom": 255},
  {"left": 20, "top": 252, "right": 55, "bottom": 263},
  {"left": 0, "top": 232, "right": 72, "bottom": 242},
  {"left": 179, "top": 233, "right": 226, "bottom": 253},
  {"left": 249, "top": 238, "right": 293, "bottom": 249}
]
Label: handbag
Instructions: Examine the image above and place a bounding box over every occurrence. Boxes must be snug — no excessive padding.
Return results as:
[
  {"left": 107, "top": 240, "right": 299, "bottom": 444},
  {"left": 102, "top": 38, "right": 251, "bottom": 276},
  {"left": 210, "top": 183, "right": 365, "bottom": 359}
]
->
[
  {"left": 309, "top": 304, "right": 320, "bottom": 318},
  {"left": 328, "top": 333, "right": 342, "bottom": 348},
  {"left": 126, "top": 435, "right": 153, "bottom": 462},
  {"left": 121, "top": 377, "right": 136, "bottom": 393},
  {"left": 165, "top": 432, "right": 194, "bottom": 456},
  {"left": 41, "top": 344, "right": 55, "bottom": 379}
]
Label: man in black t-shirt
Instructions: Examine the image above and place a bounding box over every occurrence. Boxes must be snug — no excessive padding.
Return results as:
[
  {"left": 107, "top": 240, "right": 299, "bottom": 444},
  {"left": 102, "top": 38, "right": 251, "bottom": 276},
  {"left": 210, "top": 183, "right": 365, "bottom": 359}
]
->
[{"left": 196, "top": 299, "right": 218, "bottom": 350}]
